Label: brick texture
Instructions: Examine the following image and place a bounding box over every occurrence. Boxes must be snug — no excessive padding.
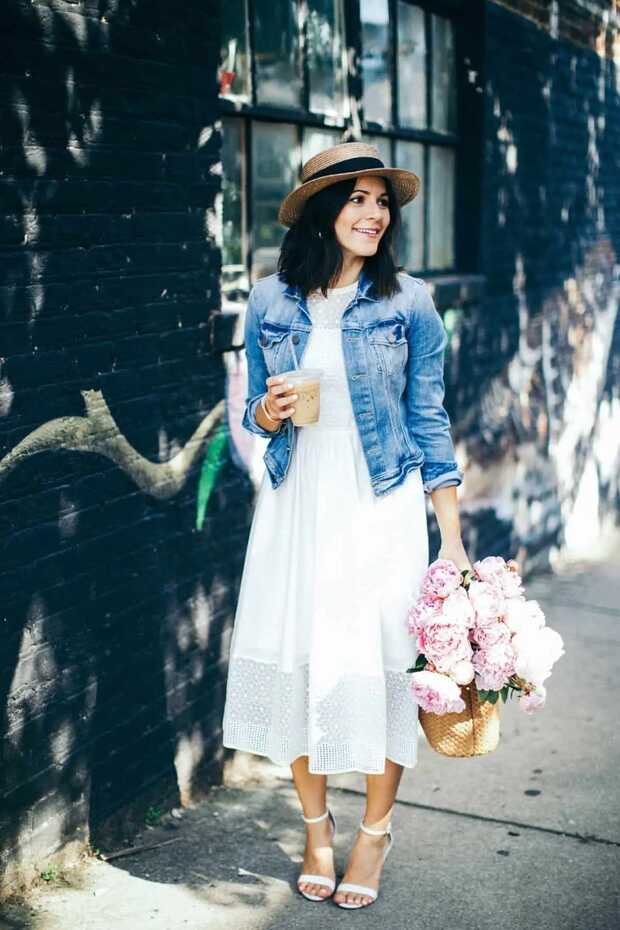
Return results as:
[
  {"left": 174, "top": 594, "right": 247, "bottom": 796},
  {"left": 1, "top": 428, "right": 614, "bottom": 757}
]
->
[
  {"left": 0, "top": 0, "right": 254, "bottom": 887},
  {"left": 443, "top": 0, "right": 620, "bottom": 571}
]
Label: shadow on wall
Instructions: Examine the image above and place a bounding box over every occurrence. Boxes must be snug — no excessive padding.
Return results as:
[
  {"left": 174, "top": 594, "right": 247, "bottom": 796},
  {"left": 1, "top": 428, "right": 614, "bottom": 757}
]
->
[
  {"left": 0, "top": 0, "right": 253, "bottom": 883},
  {"left": 442, "top": 19, "right": 620, "bottom": 573}
]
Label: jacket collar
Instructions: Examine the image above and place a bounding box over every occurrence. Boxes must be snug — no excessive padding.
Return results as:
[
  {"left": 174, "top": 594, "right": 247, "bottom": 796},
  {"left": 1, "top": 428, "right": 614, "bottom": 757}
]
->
[{"left": 282, "top": 265, "right": 378, "bottom": 303}]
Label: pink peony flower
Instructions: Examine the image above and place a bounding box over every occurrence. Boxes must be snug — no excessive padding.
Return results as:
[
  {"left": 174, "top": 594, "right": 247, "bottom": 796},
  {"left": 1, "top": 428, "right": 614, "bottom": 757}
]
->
[
  {"left": 420, "top": 559, "right": 463, "bottom": 600},
  {"left": 519, "top": 685, "right": 547, "bottom": 714},
  {"left": 503, "top": 597, "right": 546, "bottom": 635},
  {"left": 472, "top": 556, "right": 507, "bottom": 587},
  {"left": 471, "top": 620, "right": 512, "bottom": 649},
  {"left": 441, "top": 586, "right": 475, "bottom": 628},
  {"left": 512, "top": 626, "right": 564, "bottom": 687},
  {"left": 473, "top": 555, "right": 524, "bottom": 599},
  {"left": 407, "top": 593, "right": 444, "bottom": 636},
  {"left": 472, "top": 640, "right": 517, "bottom": 691},
  {"left": 417, "top": 616, "right": 472, "bottom": 673},
  {"left": 449, "top": 658, "right": 475, "bottom": 685},
  {"left": 468, "top": 579, "right": 506, "bottom": 626},
  {"left": 409, "top": 670, "right": 466, "bottom": 715},
  {"left": 525, "top": 599, "right": 546, "bottom": 628}
]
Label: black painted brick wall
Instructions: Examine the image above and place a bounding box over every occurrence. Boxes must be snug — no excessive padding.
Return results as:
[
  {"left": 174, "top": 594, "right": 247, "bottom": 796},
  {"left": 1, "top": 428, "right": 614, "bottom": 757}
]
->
[
  {"left": 0, "top": 0, "right": 252, "bottom": 880},
  {"left": 445, "top": 0, "right": 620, "bottom": 567}
]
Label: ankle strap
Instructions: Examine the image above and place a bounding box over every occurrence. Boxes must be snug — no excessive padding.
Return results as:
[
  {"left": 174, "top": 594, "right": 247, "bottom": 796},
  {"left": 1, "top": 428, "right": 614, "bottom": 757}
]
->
[
  {"left": 302, "top": 808, "right": 330, "bottom": 824},
  {"left": 360, "top": 819, "right": 391, "bottom": 836}
]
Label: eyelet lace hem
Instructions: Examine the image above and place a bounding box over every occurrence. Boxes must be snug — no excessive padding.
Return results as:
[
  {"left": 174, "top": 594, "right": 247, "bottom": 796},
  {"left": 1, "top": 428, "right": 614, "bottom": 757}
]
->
[{"left": 222, "top": 656, "right": 419, "bottom": 774}]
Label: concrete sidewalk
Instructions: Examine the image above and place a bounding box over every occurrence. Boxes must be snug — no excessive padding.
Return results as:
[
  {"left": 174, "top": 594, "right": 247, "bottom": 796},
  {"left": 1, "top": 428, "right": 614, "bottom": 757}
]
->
[{"left": 2, "top": 556, "right": 619, "bottom": 930}]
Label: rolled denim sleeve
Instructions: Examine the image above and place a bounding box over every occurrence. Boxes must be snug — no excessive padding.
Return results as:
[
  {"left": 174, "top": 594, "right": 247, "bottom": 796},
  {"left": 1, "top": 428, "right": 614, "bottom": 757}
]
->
[
  {"left": 241, "top": 286, "right": 281, "bottom": 439},
  {"left": 405, "top": 282, "right": 463, "bottom": 493},
  {"left": 421, "top": 460, "right": 463, "bottom": 494}
]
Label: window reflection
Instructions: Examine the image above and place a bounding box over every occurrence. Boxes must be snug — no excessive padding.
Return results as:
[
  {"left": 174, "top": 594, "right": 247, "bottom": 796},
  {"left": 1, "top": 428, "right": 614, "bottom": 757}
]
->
[
  {"left": 397, "top": 2, "right": 426, "bottom": 128},
  {"left": 252, "top": 122, "right": 299, "bottom": 280},
  {"left": 219, "top": 0, "right": 250, "bottom": 98},
  {"left": 431, "top": 14, "right": 457, "bottom": 133},
  {"left": 362, "top": 132, "right": 392, "bottom": 165},
  {"left": 254, "top": 0, "right": 302, "bottom": 107},
  {"left": 360, "top": 0, "right": 391, "bottom": 126},
  {"left": 302, "top": 127, "right": 344, "bottom": 164},
  {"left": 308, "top": 0, "right": 348, "bottom": 118},
  {"left": 395, "top": 140, "right": 425, "bottom": 271},
  {"left": 221, "top": 117, "right": 248, "bottom": 295},
  {"left": 429, "top": 145, "right": 455, "bottom": 269}
]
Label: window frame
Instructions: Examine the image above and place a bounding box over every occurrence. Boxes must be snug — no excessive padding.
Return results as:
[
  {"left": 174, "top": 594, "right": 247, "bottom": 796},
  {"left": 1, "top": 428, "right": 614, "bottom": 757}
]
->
[{"left": 218, "top": 0, "right": 479, "bottom": 295}]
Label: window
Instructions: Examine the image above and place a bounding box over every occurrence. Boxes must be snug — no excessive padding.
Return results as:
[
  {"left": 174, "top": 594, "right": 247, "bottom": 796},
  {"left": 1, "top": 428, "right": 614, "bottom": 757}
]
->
[
  {"left": 254, "top": 1, "right": 303, "bottom": 107},
  {"left": 397, "top": 2, "right": 426, "bottom": 128},
  {"left": 361, "top": 1, "right": 458, "bottom": 271},
  {"left": 218, "top": 1, "right": 461, "bottom": 298},
  {"left": 360, "top": 0, "right": 391, "bottom": 125},
  {"left": 221, "top": 117, "right": 248, "bottom": 294},
  {"left": 251, "top": 122, "right": 299, "bottom": 280},
  {"left": 307, "top": 0, "right": 348, "bottom": 118},
  {"left": 218, "top": 1, "right": 349, "bottom": 297}
]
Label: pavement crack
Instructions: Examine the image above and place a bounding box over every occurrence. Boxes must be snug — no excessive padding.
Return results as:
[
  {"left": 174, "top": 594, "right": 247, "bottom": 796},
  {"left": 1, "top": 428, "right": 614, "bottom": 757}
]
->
[{"left": 334, "top": 786, "right": 620, "bottom": 848}]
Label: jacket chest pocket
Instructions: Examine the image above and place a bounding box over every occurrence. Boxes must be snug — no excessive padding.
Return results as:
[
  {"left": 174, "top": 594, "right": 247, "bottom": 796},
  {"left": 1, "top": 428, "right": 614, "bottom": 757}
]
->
[
  {"left": 367, "top": 320, "right": 408, "bottom": 374},
  {"left": 257, "top": 323, "right": 291, "bottom": 374}
]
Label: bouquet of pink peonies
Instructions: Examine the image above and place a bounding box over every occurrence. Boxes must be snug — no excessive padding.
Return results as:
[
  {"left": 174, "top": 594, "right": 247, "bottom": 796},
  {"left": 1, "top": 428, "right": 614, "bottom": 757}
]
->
[{"left": 406, "top": 556, "right": 564, "bottom": 747}]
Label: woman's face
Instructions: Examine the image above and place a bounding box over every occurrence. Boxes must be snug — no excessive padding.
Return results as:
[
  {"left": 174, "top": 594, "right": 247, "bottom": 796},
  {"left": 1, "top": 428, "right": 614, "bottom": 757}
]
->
[{"left": 333, "top": 175, "right": 390, "bottom": 260}]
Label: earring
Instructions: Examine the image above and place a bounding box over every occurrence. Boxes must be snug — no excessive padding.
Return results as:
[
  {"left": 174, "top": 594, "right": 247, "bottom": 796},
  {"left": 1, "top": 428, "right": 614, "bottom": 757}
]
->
[{"left": 317, "top": 230, "right": 323, "bottom": 239}]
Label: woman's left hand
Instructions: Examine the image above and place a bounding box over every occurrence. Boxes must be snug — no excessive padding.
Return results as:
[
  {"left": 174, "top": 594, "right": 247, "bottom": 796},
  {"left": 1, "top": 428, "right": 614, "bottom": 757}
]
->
[{"left": 437, "top": 539, "right": 473, "bottom": 573}]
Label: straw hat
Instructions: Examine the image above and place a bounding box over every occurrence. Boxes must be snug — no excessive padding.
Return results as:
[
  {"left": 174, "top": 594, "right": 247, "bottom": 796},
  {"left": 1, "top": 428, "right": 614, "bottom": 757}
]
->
[{"left": 278, "top": 141, "right": 420, "bottom": 227}]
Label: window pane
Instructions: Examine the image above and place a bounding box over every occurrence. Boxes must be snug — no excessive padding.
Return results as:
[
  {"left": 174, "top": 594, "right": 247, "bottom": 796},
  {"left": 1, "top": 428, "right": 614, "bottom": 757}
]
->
[
  {"left": 397, "top": 2, "right": 426, "bottom": 128},
  {"left": 360, "top": 0, "right": 391, "bottom": 126},
  {"left": 252, "top": 122, "right": 299, "bottom": 280},
  {"left": 431, "top": 14, "right": 457, "bottom": 133},
  {"left": 308, "top": 0, "right": 348, "bottom": 118},
  {"left": 254, "top": 0, "right": 302, "bottom": 107},
  {"left": 395, "top": 140, "right": 424, "bottom": 271},
  {"left": 302, "top": 127, "right": 343, "bottom": 165},
  {"left": 219, "top": 0, "right": 250, "bottom": 98},
  {"left": 221, "top": 118, "right": 248, "bottom": 294},
  {"left": 429, "top": 146, "right": 455, "bottom": 269},
  {"left": 362, "top": 134, "right": 391, "bottom": 176}
]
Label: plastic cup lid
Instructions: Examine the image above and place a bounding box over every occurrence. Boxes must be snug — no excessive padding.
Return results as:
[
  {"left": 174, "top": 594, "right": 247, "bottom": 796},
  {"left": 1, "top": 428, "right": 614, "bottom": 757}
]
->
[{"left": 279, "top": 368, "right": 324, "bottom": 381}]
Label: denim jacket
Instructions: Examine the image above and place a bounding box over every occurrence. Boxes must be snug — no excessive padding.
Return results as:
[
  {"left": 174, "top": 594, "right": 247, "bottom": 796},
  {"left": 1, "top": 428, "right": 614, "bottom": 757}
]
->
[{"left": 241, "top": 266, "right": 463, "bottom": 497}]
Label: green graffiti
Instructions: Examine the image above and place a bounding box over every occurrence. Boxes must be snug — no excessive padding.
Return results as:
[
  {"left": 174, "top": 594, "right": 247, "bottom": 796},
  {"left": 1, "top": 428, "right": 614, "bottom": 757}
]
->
[{"left": 196, "top": 421, "right": 230, "bottom": 530}]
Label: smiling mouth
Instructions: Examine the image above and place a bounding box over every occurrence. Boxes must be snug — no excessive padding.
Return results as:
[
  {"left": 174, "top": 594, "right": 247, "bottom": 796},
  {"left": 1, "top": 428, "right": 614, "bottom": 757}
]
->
[{"left": 353, "top": 228, "right": 380, "bottom": 238}]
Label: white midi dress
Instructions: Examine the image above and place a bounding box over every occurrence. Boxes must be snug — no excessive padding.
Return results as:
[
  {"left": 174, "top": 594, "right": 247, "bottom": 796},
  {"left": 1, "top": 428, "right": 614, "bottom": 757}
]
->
[{"left": 222, "top": 279, "right": 429, "bottom": 774}]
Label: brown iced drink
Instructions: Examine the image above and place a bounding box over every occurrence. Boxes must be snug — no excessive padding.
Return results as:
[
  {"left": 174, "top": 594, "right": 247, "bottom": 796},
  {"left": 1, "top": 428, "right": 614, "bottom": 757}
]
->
[{"left": 279, "top": 368, "right": 323, "bottom": 426}]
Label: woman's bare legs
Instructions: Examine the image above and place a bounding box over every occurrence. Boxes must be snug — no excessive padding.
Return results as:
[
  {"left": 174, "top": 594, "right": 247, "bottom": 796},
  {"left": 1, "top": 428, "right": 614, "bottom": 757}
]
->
[
  {"left": 290, "top": 755, "right": 336, "bottom": 899},
  {"left": 333, "top": 758, "right": 404, "bottom": 907}
]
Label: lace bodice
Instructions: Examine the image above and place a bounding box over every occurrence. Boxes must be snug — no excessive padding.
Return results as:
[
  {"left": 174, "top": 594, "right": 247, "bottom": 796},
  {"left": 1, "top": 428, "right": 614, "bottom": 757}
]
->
[
  {"left": 306, "top": 279, "right": 358, "bottom": 329},
  {"left": 303, "top": 280, "right": 358, "bottom": 431}
]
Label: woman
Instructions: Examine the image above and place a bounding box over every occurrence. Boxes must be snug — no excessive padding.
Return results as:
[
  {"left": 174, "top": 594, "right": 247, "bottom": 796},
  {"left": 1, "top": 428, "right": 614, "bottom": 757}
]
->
[{"left": 222, "top": 142, "right": 472, "bottom": 909}]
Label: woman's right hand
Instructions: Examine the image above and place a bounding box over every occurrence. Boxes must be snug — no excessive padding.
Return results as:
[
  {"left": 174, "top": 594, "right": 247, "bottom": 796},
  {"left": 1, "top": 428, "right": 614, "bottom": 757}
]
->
[{"left": 263, "top": 375, "right": 298, "bottom": 421}]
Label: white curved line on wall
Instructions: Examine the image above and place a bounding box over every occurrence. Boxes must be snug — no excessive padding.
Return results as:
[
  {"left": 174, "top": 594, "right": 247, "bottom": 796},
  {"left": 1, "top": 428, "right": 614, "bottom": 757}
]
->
[{"left": 0, "top": 389, "right": 226, "bottom": 500}]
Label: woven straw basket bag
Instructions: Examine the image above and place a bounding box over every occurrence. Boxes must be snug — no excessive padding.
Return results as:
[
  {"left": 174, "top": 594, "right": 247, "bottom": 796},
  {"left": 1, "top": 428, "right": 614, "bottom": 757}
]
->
[{"left": 419, "top": 682, "right": 501, "bottom": 757}]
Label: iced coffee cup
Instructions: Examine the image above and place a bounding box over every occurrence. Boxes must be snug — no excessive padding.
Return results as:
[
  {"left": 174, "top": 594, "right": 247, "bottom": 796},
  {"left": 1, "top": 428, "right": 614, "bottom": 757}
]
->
[{"left": 279, "top": 368, "right": 323, "bottom": 426}]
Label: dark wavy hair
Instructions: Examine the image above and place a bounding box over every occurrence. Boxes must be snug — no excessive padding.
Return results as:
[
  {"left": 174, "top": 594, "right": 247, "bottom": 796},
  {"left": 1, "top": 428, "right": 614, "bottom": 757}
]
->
[{"left": 277, "top": 176, "right": 403, "bottom": 300}]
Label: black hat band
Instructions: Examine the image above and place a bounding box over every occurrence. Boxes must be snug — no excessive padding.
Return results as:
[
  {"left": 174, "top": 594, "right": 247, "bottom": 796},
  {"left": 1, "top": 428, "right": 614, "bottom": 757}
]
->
[{"left": 305, "top": 155, "right": 385, "bottom": 183}]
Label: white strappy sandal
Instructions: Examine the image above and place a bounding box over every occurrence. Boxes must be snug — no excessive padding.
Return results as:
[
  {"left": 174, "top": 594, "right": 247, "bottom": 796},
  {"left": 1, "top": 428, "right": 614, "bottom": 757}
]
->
[
  {"left": 334, "top": 818, "right": 393, "bottom": 909},
  {"left": 297, "top": 808, "right": 337, "bottom": 902}
]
